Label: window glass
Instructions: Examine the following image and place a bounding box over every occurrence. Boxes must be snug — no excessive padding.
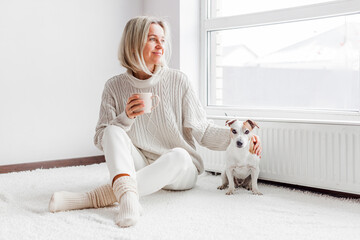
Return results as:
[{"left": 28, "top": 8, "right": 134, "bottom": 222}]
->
[
  {"left": 208, "top": 14, "right": 360, "bottom": 111},
  {"left": 209, "top": 0, "right": 339, "bottom": 18}
]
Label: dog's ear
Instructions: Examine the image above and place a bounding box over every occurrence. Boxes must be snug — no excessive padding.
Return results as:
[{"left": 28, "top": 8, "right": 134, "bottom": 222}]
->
[
  {"left": 225, "top": 119, "right": 236, "bottom": 127},
  {"left": 246, "top": 119, "right": 259, "bottom": 129}
]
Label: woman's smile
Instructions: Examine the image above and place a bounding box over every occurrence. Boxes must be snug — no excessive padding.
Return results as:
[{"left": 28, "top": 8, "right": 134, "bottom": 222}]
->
[{"left": 143, "top": 23, "right": 165, "bottom": 72}]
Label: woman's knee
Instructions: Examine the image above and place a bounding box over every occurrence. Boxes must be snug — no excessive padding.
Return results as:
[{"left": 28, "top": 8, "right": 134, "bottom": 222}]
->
[
  {"left": 162, "top": 149, "right": 198, "bottom": 191},
  {"left": 167, "top": 148, "right": 193, "bottom": 170}
]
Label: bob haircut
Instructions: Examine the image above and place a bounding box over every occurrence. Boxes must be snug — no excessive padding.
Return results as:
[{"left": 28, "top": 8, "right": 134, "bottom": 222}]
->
[{"left": 118, "top": 16, "right": 171, "bottom": 75}]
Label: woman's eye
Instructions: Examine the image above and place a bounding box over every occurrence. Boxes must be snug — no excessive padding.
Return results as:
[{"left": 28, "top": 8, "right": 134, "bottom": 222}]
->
[
  {"left": 245, "top": 130, "right": 249, "bottom": 134},
  {"left": 232, "top": 129, "right": 237, "bottom": 134}
]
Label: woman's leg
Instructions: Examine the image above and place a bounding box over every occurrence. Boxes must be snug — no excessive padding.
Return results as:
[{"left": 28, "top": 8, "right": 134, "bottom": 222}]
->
[
  {"left": 49, "top": 126, "right": 198, "bottom": 227},
  {"left": 49, "top": 147, "right": 198, "bottom": 210},
  {"left": 136, "top": 147, "right": 198, "bottom": 196},
  {"left": 101, "top": 126, "right": 198, "bottom": 198},
  {"left": 109, "top": 147, "right": 197, "bottom": 227},
  {"left": 48, "top": 125, "right": 147, "bottom": 214},
  {"left": 102, "top": 125, "right": 148, "bottom": 182},
  {"left": 103, "top": 128, "right": 199, "bottom": 227}
]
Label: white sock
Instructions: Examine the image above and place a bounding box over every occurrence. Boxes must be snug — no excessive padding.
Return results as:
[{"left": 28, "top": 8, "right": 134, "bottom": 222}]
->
[
  {"left": 49, "top": 184, "right": 117, "bottom": 212},
  {"left": 112, "top": 176, "right": 140, "bottom": 227},
  {"left": 115, "top": 192, "right": 140, "bottom": 227},
  {"left": 88, "top": 184, "right": 117, "bottom": 208},
  {"left": 48, "top": 191, "right": 92, "bottom": 212}
]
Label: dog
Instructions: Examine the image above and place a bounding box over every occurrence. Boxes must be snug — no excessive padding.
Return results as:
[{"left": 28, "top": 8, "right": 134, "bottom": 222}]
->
[{"left": 217, "top": 119, "right": 262, "bottom": 195}]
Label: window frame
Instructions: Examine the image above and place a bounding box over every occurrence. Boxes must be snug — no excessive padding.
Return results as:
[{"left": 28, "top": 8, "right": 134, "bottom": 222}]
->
[{"left": 200, "top": 0, "right": 360, "bottom": 125}]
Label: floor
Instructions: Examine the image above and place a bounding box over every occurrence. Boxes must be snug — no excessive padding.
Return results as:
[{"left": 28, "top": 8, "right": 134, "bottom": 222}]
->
[{"left": 1, "top": 163, "right": 359, "bottom": 240}]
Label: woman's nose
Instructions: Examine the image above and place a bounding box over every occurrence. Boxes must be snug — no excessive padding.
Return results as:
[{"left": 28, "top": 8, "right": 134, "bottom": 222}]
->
[{"left": 156, "top": 40, "right": 164, "bottom": 48}]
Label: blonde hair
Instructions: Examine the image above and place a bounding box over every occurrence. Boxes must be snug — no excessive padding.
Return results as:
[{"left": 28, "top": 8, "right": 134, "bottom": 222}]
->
[{"left": 118, "top": 16, "right": 171, "bottom": 75}]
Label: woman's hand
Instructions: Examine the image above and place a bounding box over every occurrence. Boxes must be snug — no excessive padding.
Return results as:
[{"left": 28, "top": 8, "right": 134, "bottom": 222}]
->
[
  {"left": 251, "top": 135, "right": 262, "bottom": 158},
  {"left": 125, "top": 94, "right": 145, "bottom": 119}
]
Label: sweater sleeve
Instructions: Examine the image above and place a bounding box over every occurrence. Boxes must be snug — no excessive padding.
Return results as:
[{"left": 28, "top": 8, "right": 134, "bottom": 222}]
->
[
  {"left": 93, "top": 83, "right": 135, "bottom": 151},
  {"left": 182, "top": 78, "right": 231, "bottom": 151}
]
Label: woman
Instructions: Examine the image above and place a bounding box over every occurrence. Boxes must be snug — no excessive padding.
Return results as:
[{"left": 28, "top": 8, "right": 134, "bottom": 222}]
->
[{"left": 48, "top": 16, "right": 262, "bottom": 228}]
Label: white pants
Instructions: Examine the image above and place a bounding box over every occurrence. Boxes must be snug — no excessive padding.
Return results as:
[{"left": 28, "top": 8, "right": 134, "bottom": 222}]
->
[{"left": 102, "top": 125, "right": 198, "bottom": 197}]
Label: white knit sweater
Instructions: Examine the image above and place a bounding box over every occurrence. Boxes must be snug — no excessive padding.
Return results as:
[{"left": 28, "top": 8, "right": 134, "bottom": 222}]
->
[{"left": 94, "top": 66, "right": 231, "bottom": 174}]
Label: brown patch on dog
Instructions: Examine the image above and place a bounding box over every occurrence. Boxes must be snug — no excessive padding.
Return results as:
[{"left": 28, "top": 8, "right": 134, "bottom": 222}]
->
[
  {"left": 242, "top": 120, "right": 259, "bottom": 155},
  {"left": 245, "top": 119, "right": 259, "bottom": 130}
]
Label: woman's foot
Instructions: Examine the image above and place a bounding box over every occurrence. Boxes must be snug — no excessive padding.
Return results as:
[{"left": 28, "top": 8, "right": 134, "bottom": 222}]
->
[
  {"left": 115, "top": 191, "right": 141, "bottom": 227},
  {"left": 112, "top": 176, "right": 140, "bottom": 227},
  {"left": 48, "top": 191, "right": 92, "bottom": 212},
  {"left": 49, "top": 184, "right": 117, "bottom": 212}
]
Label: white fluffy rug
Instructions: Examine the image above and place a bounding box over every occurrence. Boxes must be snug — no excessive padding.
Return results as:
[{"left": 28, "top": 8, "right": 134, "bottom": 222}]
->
[{"left": 1, "top": 163, "right": 359, "bottom": 240}]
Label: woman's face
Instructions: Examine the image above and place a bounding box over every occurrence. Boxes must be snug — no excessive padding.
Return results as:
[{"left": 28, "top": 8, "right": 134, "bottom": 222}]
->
[{"left": 143, "top": 23, "right": 165, "bottom": 72}]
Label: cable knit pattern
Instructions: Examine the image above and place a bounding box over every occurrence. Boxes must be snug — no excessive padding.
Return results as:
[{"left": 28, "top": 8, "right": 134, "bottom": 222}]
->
[
  {"left": 87, "top": 184, "right": 117, "bottom": 209},
  {"left": 112, "top": 176, "right": 138, "bottom": 201},
  {"left": 94, "top": 66, "right": 231, "bottom": 174}
]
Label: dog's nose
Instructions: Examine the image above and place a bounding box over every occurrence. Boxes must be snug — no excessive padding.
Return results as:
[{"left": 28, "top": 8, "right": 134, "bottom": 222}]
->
[{"left": 236, "top": 141, "right": 243, "bottom": 148}]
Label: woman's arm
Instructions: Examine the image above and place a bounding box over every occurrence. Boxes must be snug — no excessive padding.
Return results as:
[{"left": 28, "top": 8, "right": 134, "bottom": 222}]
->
[{"left": 182, "top": 79, "right": 231, "bottom": 151}]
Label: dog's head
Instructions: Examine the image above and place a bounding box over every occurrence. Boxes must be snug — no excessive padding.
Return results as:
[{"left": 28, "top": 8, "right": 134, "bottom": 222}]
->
[{"left": 225, "top": 119, "right": 259, "bottom": 149}]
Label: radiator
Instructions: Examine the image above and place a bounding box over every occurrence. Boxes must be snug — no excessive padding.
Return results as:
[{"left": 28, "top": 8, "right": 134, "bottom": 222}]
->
[{"left": 198, "top": 120, "right": 360, "bottom": 195}]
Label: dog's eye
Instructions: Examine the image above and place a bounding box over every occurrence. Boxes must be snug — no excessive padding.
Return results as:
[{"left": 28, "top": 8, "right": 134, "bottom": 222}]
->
[
  {"left": 245, "top": 130, "right": 250, "bottom": 134},
  {"left": 232, "top": 129, "right": 237, "bottom": 134}
]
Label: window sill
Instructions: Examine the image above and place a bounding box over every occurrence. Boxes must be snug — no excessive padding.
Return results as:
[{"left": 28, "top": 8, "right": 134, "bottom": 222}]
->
[{"left": 205, "top": 106, "right": 360, "bottom": 126}]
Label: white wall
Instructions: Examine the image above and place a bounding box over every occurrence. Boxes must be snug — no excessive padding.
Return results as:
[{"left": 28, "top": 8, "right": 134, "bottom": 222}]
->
[{"left": 0, "top": 0, "right": 143, "bottom": 165}]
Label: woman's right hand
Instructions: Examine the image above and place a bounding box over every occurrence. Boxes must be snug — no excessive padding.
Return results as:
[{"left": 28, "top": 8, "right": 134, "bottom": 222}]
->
[{"left": 125, "top": 94, "right": 145, "bottom": 119}]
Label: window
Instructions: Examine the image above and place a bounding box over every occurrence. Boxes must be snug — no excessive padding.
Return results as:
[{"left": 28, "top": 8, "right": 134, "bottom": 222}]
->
[
  {"left": 209, "top": 0, "right": 337, "bottom": 18},
  {"left": 201, "top": 0, "right": 360, "bottom": 122}
]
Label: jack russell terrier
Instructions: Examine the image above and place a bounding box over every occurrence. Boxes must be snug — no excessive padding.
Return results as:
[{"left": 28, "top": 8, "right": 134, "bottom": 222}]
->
[{"left": 217, "top": 119, "right": 262, "bottom": 195}]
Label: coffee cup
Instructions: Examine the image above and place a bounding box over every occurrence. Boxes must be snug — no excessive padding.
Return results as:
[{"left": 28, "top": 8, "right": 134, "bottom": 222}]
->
[{"left": 136, "top": 93, "right": 160, "bottom": 113}]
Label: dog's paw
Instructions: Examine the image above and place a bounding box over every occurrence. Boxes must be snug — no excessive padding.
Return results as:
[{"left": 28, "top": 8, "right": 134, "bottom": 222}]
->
[
  {"left": 217, "top": 184, "right": 227, "bottom": 190},
  {"left": 252, "top": 190, "right": 263, "bottom": 195},
  {"left": 226, "top": 189, "right": 234, "bottom": 195}
]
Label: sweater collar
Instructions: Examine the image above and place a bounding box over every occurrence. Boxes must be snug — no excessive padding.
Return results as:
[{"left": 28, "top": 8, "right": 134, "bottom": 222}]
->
[{"left": 125, "top": 65, "right": 163, "bottom": 89}]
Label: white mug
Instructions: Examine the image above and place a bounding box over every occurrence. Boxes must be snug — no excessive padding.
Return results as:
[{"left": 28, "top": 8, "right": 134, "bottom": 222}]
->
[{"left": 136, "top": 93, "right": 160, "bottom": 113}]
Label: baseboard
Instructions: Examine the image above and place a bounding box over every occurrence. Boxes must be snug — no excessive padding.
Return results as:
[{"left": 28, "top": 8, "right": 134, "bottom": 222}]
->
[
  {"left": 0, "top": 155, "right": 106, "bottom": 174},
  {"left": 207, "top": 171, "right": 360, "bottom": 199},
  {"left": 259, "top": 179, "right": 360, "bottom": 199}
]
